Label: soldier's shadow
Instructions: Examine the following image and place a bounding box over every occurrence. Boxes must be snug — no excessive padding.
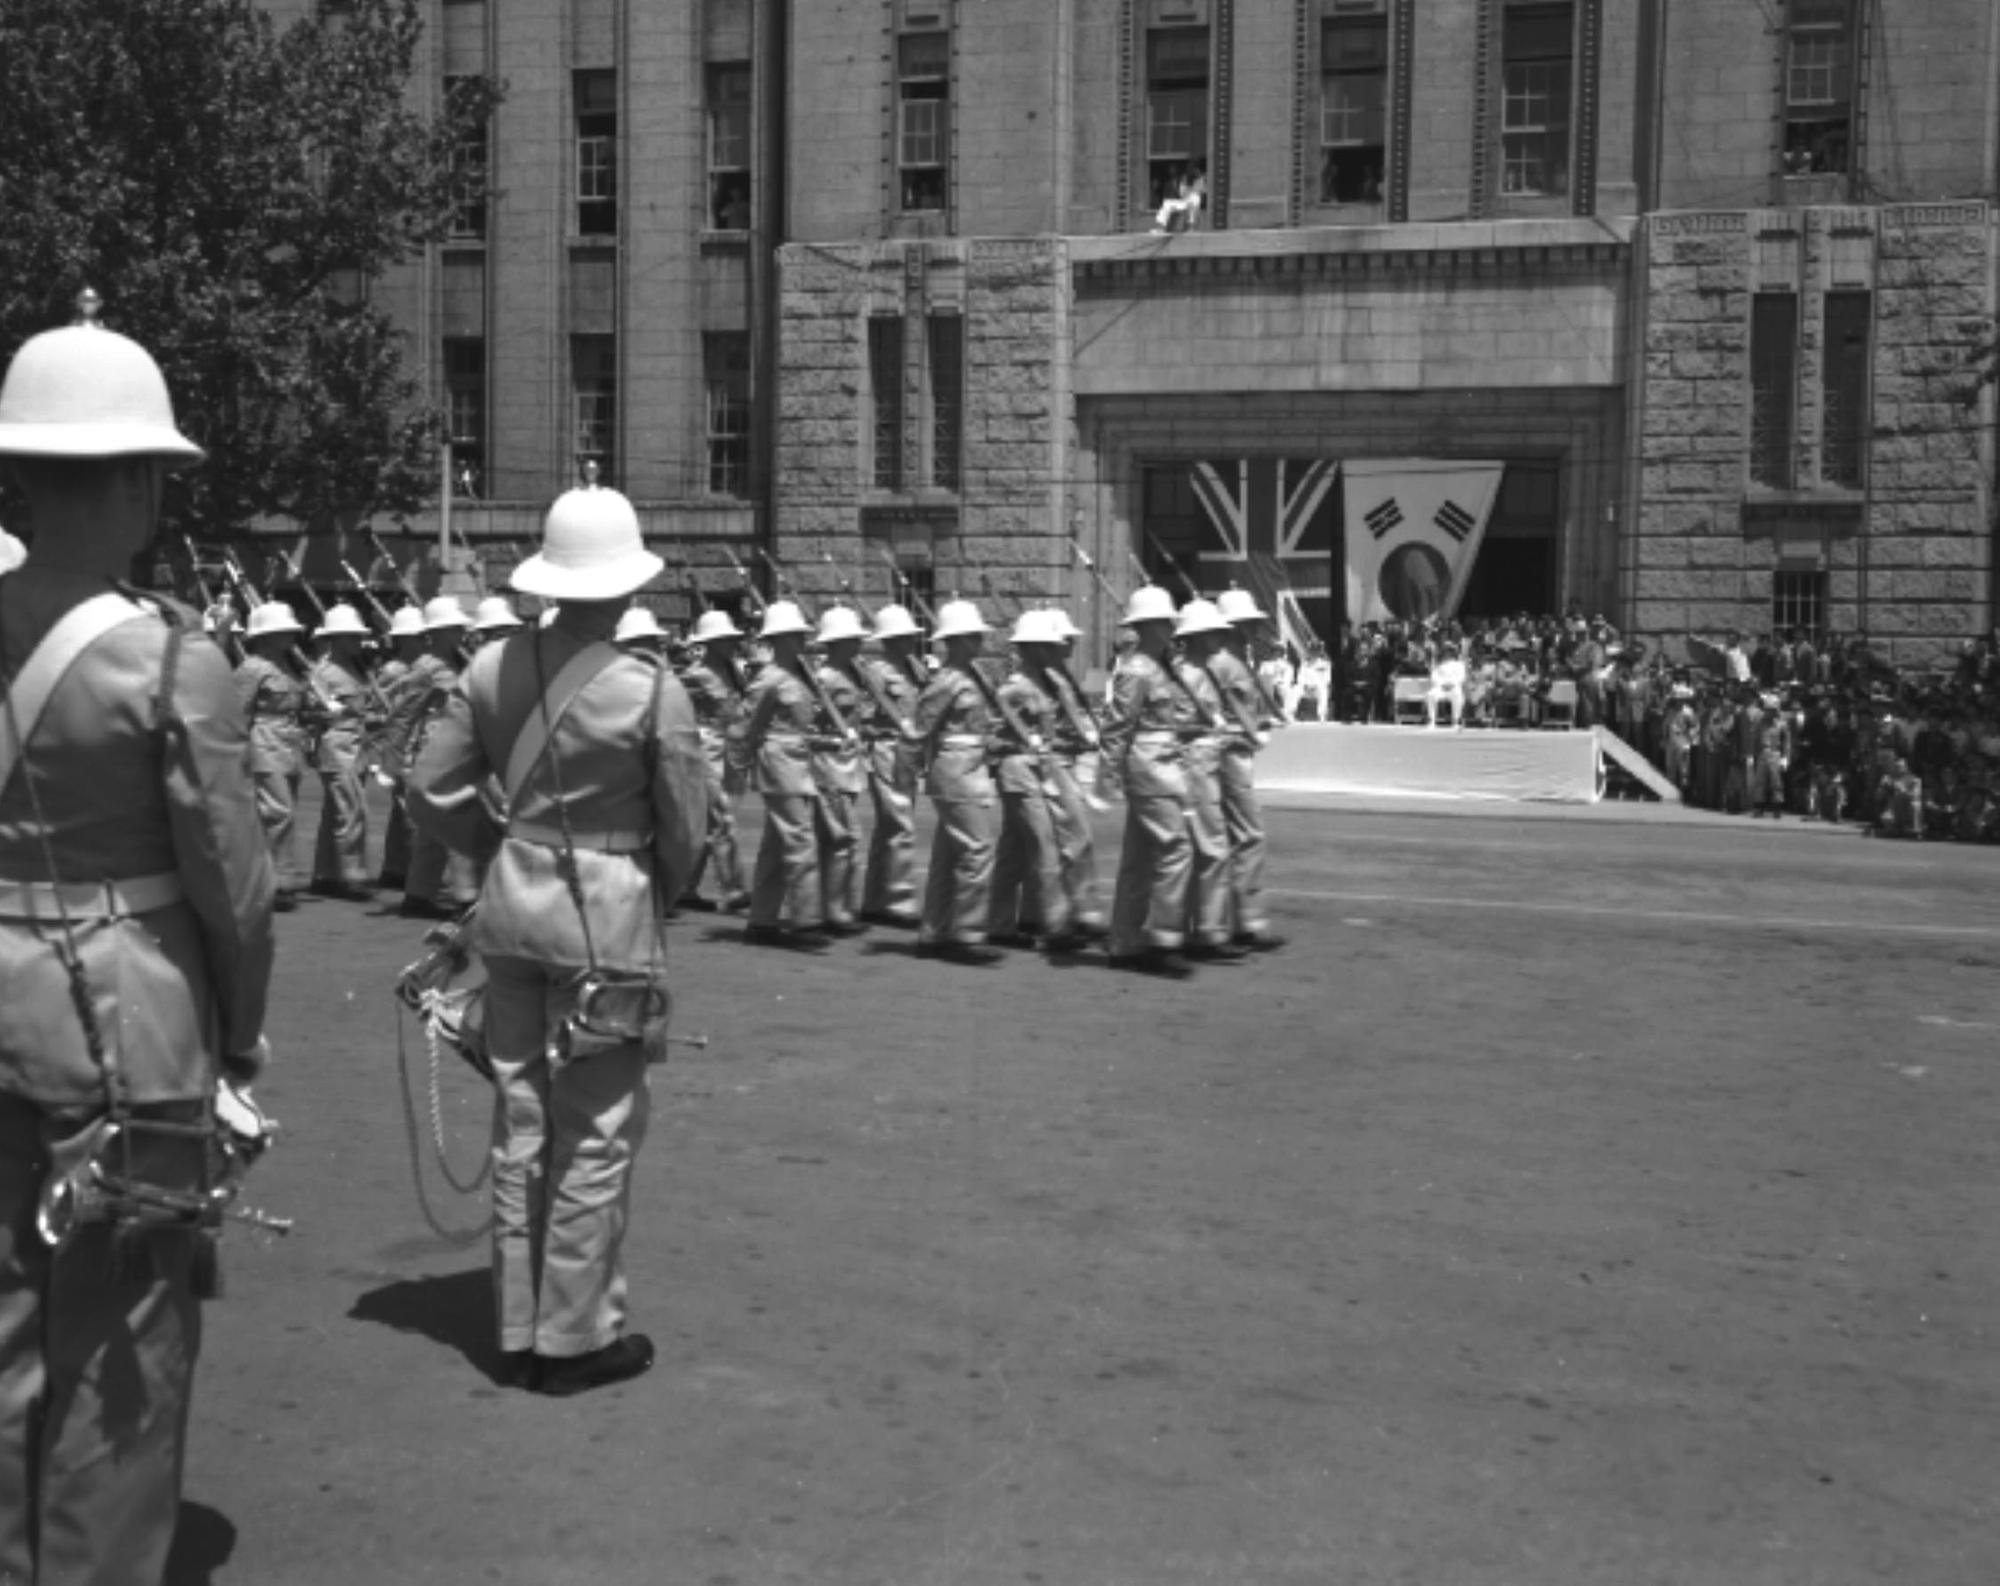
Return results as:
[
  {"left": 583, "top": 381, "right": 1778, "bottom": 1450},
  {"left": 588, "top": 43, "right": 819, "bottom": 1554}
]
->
[
  {"left": 348, "top": 1267, "right": 503, "bottom": 1383},
  {"left": 165, "top": 1500, "right": 236, "bottom": 1585}
]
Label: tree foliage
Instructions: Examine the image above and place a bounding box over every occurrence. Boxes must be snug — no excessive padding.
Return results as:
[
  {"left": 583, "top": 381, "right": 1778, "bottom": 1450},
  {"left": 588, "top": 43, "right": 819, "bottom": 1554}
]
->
[{"left": 0, "top": 0, "right": 499, "bottom": 534}]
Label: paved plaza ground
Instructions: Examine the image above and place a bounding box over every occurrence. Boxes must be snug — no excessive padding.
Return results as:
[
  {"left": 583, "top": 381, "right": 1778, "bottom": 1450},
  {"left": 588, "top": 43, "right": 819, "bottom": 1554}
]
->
[{"left": 169, "top": 789, "right": 2000, "bottom": 1585}]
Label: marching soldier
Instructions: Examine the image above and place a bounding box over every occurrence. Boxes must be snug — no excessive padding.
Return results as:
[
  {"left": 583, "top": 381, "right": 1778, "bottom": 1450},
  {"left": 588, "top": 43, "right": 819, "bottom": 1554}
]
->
[
  {"left": 1099, "top": 586, "right": 1203, "bottom": 976},
  {"left": 1042, "top": 607, "right": 1109, "bottom": 937},
  {"left": 410, "top": 480, "right": 706, "bottom": 1395},
  {"left": 912, "top": 599, "right": 1002, "bottom": 964},
  {"left": 374, "top": 603, "right": 427, "bottom": 890},
  {"left": 989, "top": 609, "right": 1080, "bottom": 951},
  {"left": 0, "top": 301, "right": 277, "bottom": 1582},
  {"left": 731, "top": 600, "right": 829, "bottom": 947},
  {"left": 306, "top": 601, "right": 376, "bottom": 899},
  {"left": 1168, "top": 600, "right": 1250, "bottom": 960},
  {"left": 391, "top": 596, "right": 478, "bottom": 919},
  {"left": 674, "top": 608, "right": 751, "bottom": 912},
  {"left": 615, "top": 603, "right": 667, "bottom": 657},
  {"left": 1210, "top": 587, "right": 1286, "bottom": 951},
  {"left": 808, "top": 606, "right": 871, "bottom": 933},
  {"left": 855, "top": 603, "right": 926, "bottom": 926},
  {"left": 470, "top": 592, "right": 524, "bottom": 649},
  {"left": 236, "top": 600, "right": 312, "bottom": 911}
]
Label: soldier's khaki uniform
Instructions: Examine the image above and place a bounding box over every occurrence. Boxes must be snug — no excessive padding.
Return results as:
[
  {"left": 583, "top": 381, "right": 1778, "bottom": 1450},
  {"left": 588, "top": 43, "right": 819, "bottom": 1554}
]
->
[
  {"left": 309, "top": 653, "right": 373, "bottom": 888},
  {"left": 234, "top": 652, "right": 308, "bottom": 893},
  {"left": 1100, "top": 651, "right": 1208, "bottom": 958},
  {"left": 0, "top": 580, "right": 275, "bottom": 1586},
  {"left": 1044, "top": 665, "right": 1107, "bottom": 934},
  {"left": 390, "top": 652, "right": 478, "bottom": 911},
  {"left": 913, "top": 665, "right": 997, "bottom": 946},
  {"left": 1169, "top": 660, "right": 1233, "bottom": 948},
  {"left": 1203, "top": 648, "right": 1275, "bottom": 940},
  {"left": 676, "top": 657, "right": 749, "bottom": 904},
  {"left": 852, "top": 653, "right": 921, "bottom": 921},
  {"left": 809, "top": 662, "right": 867, "bottom": 928},
  {"left": 989, "top": 669, "right": 1072, "bottom": 941},
  {"left": 376, "top": 653, "right": 415, "bottom": 882},
  {"left": 410, "top": 625, "right": 706, "bottom": 1360},
  {"left": 732, "top": 665, "right": 824, "bottom": 929}
]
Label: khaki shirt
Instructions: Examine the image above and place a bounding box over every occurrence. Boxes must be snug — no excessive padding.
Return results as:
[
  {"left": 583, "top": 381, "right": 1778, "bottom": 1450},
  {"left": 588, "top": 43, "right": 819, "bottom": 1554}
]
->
[
  {"left": 0, "top": 577, "right": 275, "bottom": 1105},
  {"left": 235, "top": 653, "right": 306, "bottom": 777},
  {"left": 913, "top": 666, "right": 995, "bottom": 805},
  {"left": 994, "top": 670, "right": 1060, "bottom": 797},
  {"left": 809, "top": 663, "right": 866, "bottom": 796},
  {"left": 852, "top": 656, "right": 919, "bottom": 786},
  {"left": 1100, "top": 651, "right": 1202, "bottom": 801},
  {"left": 730, "top": 664, "right": 820, "bottom": 798},
  {"left": 309, "top": 654, "right": 373, "bottom": 772},
  {"left": 409, "top": 626, "right": 706, "bottom": 974}
]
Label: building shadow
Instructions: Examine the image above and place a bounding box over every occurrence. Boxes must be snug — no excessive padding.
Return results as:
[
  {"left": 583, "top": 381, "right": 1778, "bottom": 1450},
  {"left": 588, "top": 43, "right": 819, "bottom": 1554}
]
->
[
  {"left": 347, "top": 1267, "right": 502, "bottom": 1382},
  {"left": 165, "top": 1500, "right": 236, "bottom": 1586}
]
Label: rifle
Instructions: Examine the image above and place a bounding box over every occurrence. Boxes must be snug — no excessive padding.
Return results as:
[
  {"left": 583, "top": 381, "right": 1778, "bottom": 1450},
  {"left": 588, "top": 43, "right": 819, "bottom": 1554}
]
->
[
  {"left": 977, "top": 568, "right": 1023, "bottom": 621},
  {"left": 681, "top": 566, "right": 712, "bottom": 613},
  {"left": 952, "top": 650, "right": 1061, "bottom": 801},
  {"left": 1197, "top": 655, "right": 1271, "bottom": 749},
  {"left": 1069, "top": 538, "right": 1125, "bottom": 611},
  {"left": 875, "top": 543, "right": 939, "bottom": 630},
  {"left": 271, "top": 546, "right": 329, "bottom": 626},
  {"left": 798, "top": 657, "right": 911, "bottom": 812},
  {"left": 1141, "top": 528, "right": 1200, "bottom": 602},
  {"left": 339, "top": 556, "right": 398, "bottom": 630},
  {"left": 756, "top": 545, "right": 818, "bottom": 624},
  {"left": 363, "top": 527, "right": 423, "bottom": 611},
  {"left": 721, "top": 546, "right": 768, "bottom": 619},
  {"left": 179, "top": 536, "right": 244, "bottom": 664}
]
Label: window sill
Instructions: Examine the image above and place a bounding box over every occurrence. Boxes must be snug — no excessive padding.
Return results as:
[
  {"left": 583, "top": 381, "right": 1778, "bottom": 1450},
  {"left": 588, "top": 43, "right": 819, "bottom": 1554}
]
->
[
  {"left": 1776, "top": 173, "right": 1852, "bottom": 206},
  {"left": 700, "top": 229, "right": 752, "bottom": 247},
  {"left": 569, "top": 235, "right": 620, "bottom": 249},
  {"left": 1303, "top": 201, "right": 1387, "bottom": 225},
  {"left": 1494, "top": 194, "right": 1572, "bottom": 219}
]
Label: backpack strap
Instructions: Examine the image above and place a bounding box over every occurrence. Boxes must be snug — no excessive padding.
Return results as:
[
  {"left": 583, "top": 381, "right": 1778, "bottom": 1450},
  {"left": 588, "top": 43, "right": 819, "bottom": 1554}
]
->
[
  {"left": 502, "top": 639, "right": 624, "bottom": 804},
  {"left": 0, "top": 592, "right": 150, "bottom": 796}
]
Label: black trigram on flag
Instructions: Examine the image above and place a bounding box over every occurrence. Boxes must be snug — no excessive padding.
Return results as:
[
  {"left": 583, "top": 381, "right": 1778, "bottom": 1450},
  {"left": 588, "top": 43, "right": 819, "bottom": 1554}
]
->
[
  {"left": 1435, "top": 499, "right": 1476, "bottom": 542},
  {"left": 1365, "top": 499, "right": 1405, "bottom": 540}
]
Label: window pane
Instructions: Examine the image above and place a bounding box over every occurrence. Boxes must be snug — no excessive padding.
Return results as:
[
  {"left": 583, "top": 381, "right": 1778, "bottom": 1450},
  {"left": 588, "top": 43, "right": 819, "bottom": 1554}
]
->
[
  {"left": 869, "top": 318, "right": 904, "bottom": 490},
  {"left": 1749, "top": 293, "right": 1798, "bottom": 489},
  {"left": 901, "top": 99, "right": 944, "bottom": 167},
  {"left": 1503, "top": 3, "right": 1573, "bottom": 62},
  {"left": 1147, "top": 27, "right": 1208, "bottom": 88},
  {"left": 900, "top": 30, "right": 949, "bottom": 79},
  {"left": 704, "top": 332, "right": 751, "bottom": 497},
  {"left": 1322, "top": 15, "right": 1387, "bottom": 70},
  {"left": 928, "top": 315, "right": 962, "bottom": 493},
  {"left": 1149, "top": 88, "right": 1208, "bottom": 158},
  {"left": 573, "top": 335, "right": 615, "bottom": 479},
  {"left": 1822, "top": 290, "right": 1870, "bottom": 490}
]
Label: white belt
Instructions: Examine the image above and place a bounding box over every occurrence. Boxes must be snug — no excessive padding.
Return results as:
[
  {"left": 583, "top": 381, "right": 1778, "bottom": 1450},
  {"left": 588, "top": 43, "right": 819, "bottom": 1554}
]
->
[
  {"left": 510, "top": 822, "right": 652, "bottom": 854},
  {"left": 0, "top": 872, "right": 185, "bottom": 920},
  {"left": 938, "top": 734, "right": 986, "bottom": 748}
]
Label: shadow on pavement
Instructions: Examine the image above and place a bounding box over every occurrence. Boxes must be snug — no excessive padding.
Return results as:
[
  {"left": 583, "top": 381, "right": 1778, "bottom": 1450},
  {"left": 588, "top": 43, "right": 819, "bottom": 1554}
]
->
[
  {"left": 347, "top": 1268, "right": 503, "bottom": 1382},
  {"left": 165, "top": 1500, "right": 236, "bottom": 1585}
]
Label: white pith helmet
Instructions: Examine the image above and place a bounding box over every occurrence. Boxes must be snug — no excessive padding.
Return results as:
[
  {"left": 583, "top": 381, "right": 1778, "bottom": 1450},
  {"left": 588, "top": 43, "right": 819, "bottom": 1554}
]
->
[
  {"left": 873, "top": 603, "right": 922, "bottom": 641},
  {"left": 688, "top": 608, "right": 743, "bottom": 643},
  {"left": 386, "top": 605, "right": 426, "bottom": 639},
  {"left": 931, "top": 599, "right": 990, "bottom": 641},
  {"left": 1045, "top": 606, "right": 1084, "bottom": 640},
  {"left": 0, "top": 528, "right": 25, "bottom": 574},
  {"left": 421, "top": 595, "right": 470, "bottom": 632},
  {"left": 314, "top": 602, "right": 369, "bottom": 639},
  {"left": 0, "top": 291, "right": 203, "bottom": 467},
  {"left": 816, "top": 604, "right": 868, "bottom": 645},
  {"left": 1216, "top": 586, "right": 1267, "bottom": 624},
  {"left": 1119, "top": 585, "right": 1178, "bottom": 627},
  {"left": 615, "top": 605, "right": 665, "bottom": 644},
  {"left": 1010, "top": 608, "right": 1064, "bottom": 647},
  {"left": 511, "top": 483, "right": 663, "bottom": 601},
  {"left": 758, "top": 600, "right": 812, "bottom": 638},
  {"left": 1174, "top": 598, "right": 1232, "bottom": 638},
  {"left": 245, "top": 601, "right": 304, "bottom": 640},
  {"left": 472, "top": 594, "right": 522, "bottom": 633}
]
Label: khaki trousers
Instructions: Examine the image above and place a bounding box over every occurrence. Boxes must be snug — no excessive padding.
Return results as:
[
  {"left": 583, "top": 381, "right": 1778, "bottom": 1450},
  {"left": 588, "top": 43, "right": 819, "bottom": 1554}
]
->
[
  {"left": 1107, "top": 791, "right": 1192, "bottom": 958},
  {"left": 1182, "top": 770, "right": 1233, "bottom": 947},
  {"left": 1217, "top": 747, "right": 1270, "bottom": 938},
  {"left": 919, "top": 798, "right": 994, "bottom": 946},
  {"left": 0, "top": 1096, "right": 203, "bottom": 1586},
  {"left": 312, "top": 752, "right": 371, "bottom": 886},
  {"left": 682, "top": 749, "right": 744, "bottom": 903},
  {"left": 749, "top": 794, "right": 821, "bottom": 928},
  {"left": 990, "top": 787, "right": 1071, "bottom": 939},
  {"left": 381, "top": 788, "right": 413, "bottom": 881},
  {"left": 251, "top": 766, "right": 302, "bottom": 891},
  {"left": 484, "top": 958, "right": 651, "bottom": 1358},
  {"left": 405, "top": 828, "right": 478, "bottom": 912},
  {"left": 814, "top": 789, "right": 859, "bottom": 927},
  {"left": 1049, "top": 759, "right": 1106, "bottom": 931},
  {"left": 859, "top": 753, "right": 918, "bottom": 919}
]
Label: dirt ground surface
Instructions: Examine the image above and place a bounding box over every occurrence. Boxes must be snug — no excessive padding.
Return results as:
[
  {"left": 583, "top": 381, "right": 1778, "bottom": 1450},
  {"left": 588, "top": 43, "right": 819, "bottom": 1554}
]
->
[{"left": 167, "top": 785, "right": 2000, "bottom": 1586}]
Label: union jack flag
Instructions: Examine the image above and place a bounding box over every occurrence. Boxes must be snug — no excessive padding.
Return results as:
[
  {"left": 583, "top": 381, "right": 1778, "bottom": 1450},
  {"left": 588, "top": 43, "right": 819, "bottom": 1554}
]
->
[{"left": 1188, "top": 458, "right": 1339, "bottom": 654}]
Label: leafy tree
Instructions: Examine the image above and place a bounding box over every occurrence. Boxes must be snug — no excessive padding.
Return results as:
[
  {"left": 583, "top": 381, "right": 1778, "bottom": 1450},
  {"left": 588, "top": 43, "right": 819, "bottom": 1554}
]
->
[{"left": 0, "top": 0, "right": 499, "bottom": 537}]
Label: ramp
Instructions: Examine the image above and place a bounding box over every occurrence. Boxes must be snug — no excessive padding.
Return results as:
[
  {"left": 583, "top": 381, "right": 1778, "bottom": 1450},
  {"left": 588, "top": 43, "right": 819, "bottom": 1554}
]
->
[{"left": 1594, "top": 728, "right": 1681, "bottom": 803}]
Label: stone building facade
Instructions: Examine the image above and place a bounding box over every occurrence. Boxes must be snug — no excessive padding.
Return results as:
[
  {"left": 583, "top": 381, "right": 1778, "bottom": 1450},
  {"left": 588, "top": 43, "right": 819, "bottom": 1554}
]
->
[{"left": 259, "top": 0, "right": 2000, "bottom": 659}]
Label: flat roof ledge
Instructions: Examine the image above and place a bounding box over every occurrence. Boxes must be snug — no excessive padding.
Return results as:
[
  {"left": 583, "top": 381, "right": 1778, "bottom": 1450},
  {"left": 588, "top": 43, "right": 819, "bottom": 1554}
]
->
[{"left": 1071, "top": 217, "right": 1635, "bottom": 282}]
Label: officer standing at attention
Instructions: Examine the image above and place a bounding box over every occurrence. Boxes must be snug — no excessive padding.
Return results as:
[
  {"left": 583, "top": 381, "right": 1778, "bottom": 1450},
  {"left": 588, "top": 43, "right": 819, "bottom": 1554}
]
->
[
  {"left": 1167, "top": 599, "right": 1248, "bottom": 961},
  {"left": 0, "top": 298, "right": 277, "bottom": 1580},
  {"left": 374, "top": 602, "right": 427, "bottom": 891},
  {"left": 392, "top": 595, "right": 476, "bottom": 919},
  {"left": 988, "top": 609, "right": 1080, "bottom": 952},
  {"left": 410, "top": 479, "right": 706, "bottom": 1395},
  {"left": 673, "top": 607, "right": 751, "bottom": 913},
  {"left": 912, "top": 599, "right": 1002, "bottom": 964},
  {"left": 306, "top": 601, "right": 376, "bottom": 900},
  {"left": 855, "top": 602, "right": 926, "bottom": 926},
  {"left": 1099, "top": 585, "right": 1199, "bottom": 977},
  {"left": 731, "top": 600, "right": 829, "bottom": 947},
  {"left": 235, "top": 599, "right": 312, "bottom": 911},
  {"left": 1210, "top": 587, "right": 1286, "bottom": 951},
  {"left": 808, "top": 605, "right": 871, "bottom": 934}
]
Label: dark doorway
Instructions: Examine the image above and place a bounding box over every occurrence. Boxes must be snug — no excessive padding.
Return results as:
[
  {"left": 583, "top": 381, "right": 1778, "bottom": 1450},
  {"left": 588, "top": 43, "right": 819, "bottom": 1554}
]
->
[{"left": 1460, "top": 460, "right": 1559, "bottom": 617}]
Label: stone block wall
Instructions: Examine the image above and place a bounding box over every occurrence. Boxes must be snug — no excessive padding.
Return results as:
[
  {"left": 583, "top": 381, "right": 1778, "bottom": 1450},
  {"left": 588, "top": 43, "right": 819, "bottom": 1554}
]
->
[
  {"left": 773, "top": 237, "right": 1074, "bottom": 614},
  {"left": 1631, "top": 203, "right": 1995, "bottom": 664}
]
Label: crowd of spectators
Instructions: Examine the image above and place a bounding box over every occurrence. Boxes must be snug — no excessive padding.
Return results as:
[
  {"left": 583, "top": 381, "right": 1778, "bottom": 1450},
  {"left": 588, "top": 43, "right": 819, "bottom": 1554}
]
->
[{"left": 1275, "top": 611, "right": 2000, "bottom": 842}]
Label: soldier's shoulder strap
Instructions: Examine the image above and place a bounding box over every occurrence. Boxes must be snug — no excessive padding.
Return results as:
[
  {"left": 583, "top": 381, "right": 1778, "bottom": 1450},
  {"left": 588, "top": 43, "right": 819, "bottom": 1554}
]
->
[
  {"left": 498, "top": 640, "right": 625, "bottom": 802},
  {"left": 0, "top": 590, "right": 152, "bottom": 796}
]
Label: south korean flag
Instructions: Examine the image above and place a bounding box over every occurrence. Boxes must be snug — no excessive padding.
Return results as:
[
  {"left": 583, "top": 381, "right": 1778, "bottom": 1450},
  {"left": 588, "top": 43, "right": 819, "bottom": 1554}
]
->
[{"left": 1341, "top": 459, "right": 1506, "bottom": 625}]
